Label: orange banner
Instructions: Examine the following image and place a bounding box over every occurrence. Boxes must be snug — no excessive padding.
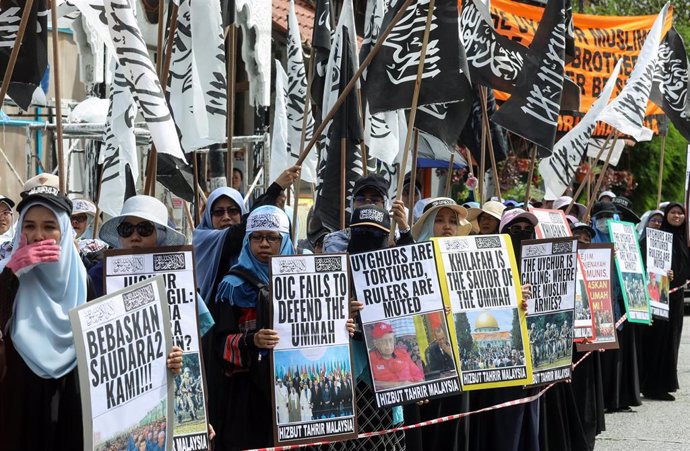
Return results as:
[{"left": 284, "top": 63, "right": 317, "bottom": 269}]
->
[{"left": 464, "top": 0, "right": 673, "bottom": 135}]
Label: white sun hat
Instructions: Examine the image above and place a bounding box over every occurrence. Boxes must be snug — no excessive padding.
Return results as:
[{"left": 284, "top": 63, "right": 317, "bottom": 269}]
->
[{"left": 99, "top": 195, "right": 185, "bottom": 247}]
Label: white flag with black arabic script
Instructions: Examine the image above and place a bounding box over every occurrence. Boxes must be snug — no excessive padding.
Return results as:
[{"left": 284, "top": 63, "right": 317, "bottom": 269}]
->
[
  {"left": 285, "top": 0, "right": 317, "bottom": 183},
  {"left": 598, "top": 3, "right": 670, "bottom": 142},
  {"left": 539, "top": 59, "right": 623, "bottom": 199},
  {"left": 99, "top": 62, "right": 138, "bottom": 217},
  {"left": 167, "top": 0, "right": 227, "bottom": 153},
  {"left": 270, "top": 61, "right": 289, "bottom": 185},
  {"left": 70, "top": 0, "right": 187, "bottom": 161}
]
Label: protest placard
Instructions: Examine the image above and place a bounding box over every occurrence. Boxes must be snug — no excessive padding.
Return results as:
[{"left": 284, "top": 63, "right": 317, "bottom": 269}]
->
[
  {"left": 104, "top": 247, "right": 209, "bottom": 450},
  {"left": 645, "top": 228, "right": 673, "bottom": 319},
  {"left": 270, "top": 254, "right": 357, "bottom": 445},
  {"left": 609, "top": 220, "right": 652, "bottom": 324},
  {"left": 70, "top": 276, "right": 174, "bottom": 451},
  {"left": 577, "top": 244, "right": 619, "bottom": 351},
  {"left": 434, "top": 235, "right": 533, "bottom": 390},
  {"left": 350, "top": 242, "right": 461, "bottom": 407},
  {"left": 520, "top": 238, "right": 577, "bottom": 385},
  {"left": 530, "top": 208, "right": 572, "bottom": 239}
]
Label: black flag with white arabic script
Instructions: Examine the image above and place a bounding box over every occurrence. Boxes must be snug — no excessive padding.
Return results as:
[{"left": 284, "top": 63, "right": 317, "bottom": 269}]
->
[
  {"left": 363, "top": 0, "right": 466, "bottom": 114},
  {"left": 0, "top": 0, "right": 48, "bottom": 110},
  {"left": 650, "top": 26, "right": 690, "bottom": 142},
  {"left": 313, "top": 32, "right": 365, "bottom": 232},
  {"left": 491, "top": 0, "right": 567, "bottom": 153},
  {"left": 310, "top": 0, "right": 332, "bottom": 122},
  {"left": 460, "top": 0, "right": 579, "bottom": 112},
  {"left": 459, "top": 86, "right": 508, "bottom": 164}
]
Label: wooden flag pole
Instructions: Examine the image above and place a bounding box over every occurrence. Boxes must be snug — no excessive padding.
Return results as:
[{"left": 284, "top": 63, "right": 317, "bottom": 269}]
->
[
  {"left": 389, "top": 0, "right": 436, "bottom": 240},
  {"left": 356, "top": 89, "right": 368, "bottom": 176},
  {"left": 340, "top": 137, "right": 347, "bottom": 230},
  {"left": 50, "top": 0, "right": 66, "bottom": 194},
  {"left": 586, "top": 156, "right": 592, "bottom": 207},
  {"left": 564, "top": 129, "right": 614, "bottom": 215},
  {"left": 156, "top": 0, "right": 165, "bottom": 75},
  {"left": 444, "top": 153, "right": 455, "bottom": 197},
  {"left": 407, "top": 129, "right": 420, "bottom": 225},
  {"left": 291, "top": 54, "right": 316, "bottom": 243},
  {"left": 0, "top": 0, "right": 34, "bottom": 111},
  {"left": 656, "top": 133, "right": 667, "bottom": 207},
  {"left": 524, "top": 145, "right": 537, "bottom": 205},
  {"left": 226, "top": 25, "right": 237, "bottom": 184},
  {"left": 479, "top": 86, "right": 501, "bottom": 201},
  {"left": 479, "top": 118, "right": 486, "bottom": 205},
  {"left": 192, "top": 151, "right": 200, "bottom": 225},
  {"left": 92, "top": 164, "right": 106, "bottom": 238},
  {"left": 583, "top": 131, "right": 620, "bottom": 221},
  {"left": 145, "top": 2, "right": 179, "bottom": 196},
  {"left": 295, "top": 0, "right": 415, "bottom": 167}
]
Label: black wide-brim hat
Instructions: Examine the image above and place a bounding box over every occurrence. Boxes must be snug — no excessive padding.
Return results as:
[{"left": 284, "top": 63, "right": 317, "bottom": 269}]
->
[{"left": 16, "top": 186, "right": 72, "bottom": 215}]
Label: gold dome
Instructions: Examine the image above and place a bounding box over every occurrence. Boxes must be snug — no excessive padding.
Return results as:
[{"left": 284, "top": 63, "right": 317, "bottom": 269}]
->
[{"left": 475, "top": 311, "right": 499, "bottom": 331}]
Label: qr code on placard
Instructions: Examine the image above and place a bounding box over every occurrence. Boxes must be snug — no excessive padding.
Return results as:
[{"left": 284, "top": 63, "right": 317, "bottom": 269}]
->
[
  {"left": 279, "top": 258, "right": 307, "bottom": 274},
  {"left": 122, "top": 284, "right": 156, "bottom": 311},
  {"left": 315, "top": 256, "right": 342, "bottom": 272},
  {"left": 82, "top": 303, "right": 117, "bottom": 327},
  {"left": 552, "top": 241, "right": 575, "bottom": 254},
  {"left": 475, "top": 236, "right": 501, "bottom": 249},
  {"left": 153, "top": 253, "right": 185, "bottom": 271},
  {"left": 111, "top": 256, "right": 145, "bottom": 274}
]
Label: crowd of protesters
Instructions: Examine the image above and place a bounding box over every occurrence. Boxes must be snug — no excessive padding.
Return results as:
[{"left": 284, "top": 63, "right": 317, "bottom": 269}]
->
[{"left": 0, "top": 168, "right": 686, "bottom": 451}]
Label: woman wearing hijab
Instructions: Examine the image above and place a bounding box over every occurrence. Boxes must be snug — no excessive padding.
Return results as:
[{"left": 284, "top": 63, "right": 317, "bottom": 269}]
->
[
  {"left": 211, "top": 206, "right": 294, "bottom": 450},
  {"left": 468, "top": 208, "right": 540, "bottom": 451},
  {"left": 639, "top": 203, "right": 689, "bottom": 400},
  {"left": 194, "top": 165, "right": 301, "bottom": 306},
  {"left": 568, "top": 222, "right": 606, "bottom": 450},
  {"left": 405, "top": 198, "right": 470, "bottom": 451},
  {"left": 590, "top": 201, "right": 641, "bottom": 412},
  {"left": 0, "top": 187, "right": 87, "bottom": 449}
]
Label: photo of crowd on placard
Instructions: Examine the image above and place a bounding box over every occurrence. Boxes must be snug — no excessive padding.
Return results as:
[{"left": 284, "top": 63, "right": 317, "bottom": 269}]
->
[
  {"left": 95, "top": 403, "right": 167, "bottom": 451},
  {"left": 455, "top": 308, "right": 526, "bottom": 371},
  {"left": 364, "top": 312, "right": 457, "bottom": 392},
  {"left": 594, "top": 303, "right": 616, "bottom": 342},
  {"left": 622, "top": 272, "right": 649, "bottom": 309},
  {"left": 273, "top": 345, "right": 355, "bottom": 426},
  {"left": 527, "top": 311, "right": 573, "bottom": 370}
]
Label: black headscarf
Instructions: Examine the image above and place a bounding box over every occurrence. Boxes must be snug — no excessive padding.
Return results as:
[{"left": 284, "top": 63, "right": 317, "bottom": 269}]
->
[{"left": 661, "top": 202, "right": 690, "bottom": 289}]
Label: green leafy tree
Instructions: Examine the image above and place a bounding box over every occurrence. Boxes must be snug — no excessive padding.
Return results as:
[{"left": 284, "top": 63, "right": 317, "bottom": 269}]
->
[
  {"left": 455, "top": 312, "right": 475, "bottom": 355},
  {"left": 582, "top": 1, "right": 690, "bottom": 209}
]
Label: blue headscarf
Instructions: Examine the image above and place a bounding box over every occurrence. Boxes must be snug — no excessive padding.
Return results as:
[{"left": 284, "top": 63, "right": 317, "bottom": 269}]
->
[
  {"left": 9, "top": 201, "right": 87, "bottom": 378},
  {"left": 216, "top": 206, "right": 294, "bottom": 307},
  {"left": 193, "top": 187, "right": 246, "bottom": 304}
]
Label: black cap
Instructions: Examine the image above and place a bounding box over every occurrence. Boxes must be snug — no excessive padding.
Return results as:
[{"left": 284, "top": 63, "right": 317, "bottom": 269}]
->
[
  {"left": 16, "top": 185, "right": 73, "bottom": 215},
  {"left": 610, "top": 196, "right": 640, "bottom": 223},
  {"left": 350, "top": 205, "right": 390, "bottom": 232},
  {"left": 590, "top": 201, "right": 618, "bottom": 218},
  {"left": 571, "top": 222, "right": 596, "bottom": 239},
  {"left": 352, "top": 174, "right": 389, "bottom": 199},
  {"left": 0, "top": 195, "right": 14, "bottom": 209}
]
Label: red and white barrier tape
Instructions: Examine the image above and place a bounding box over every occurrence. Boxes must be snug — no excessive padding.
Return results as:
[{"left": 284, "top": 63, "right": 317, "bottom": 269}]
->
[
  {"left": 669, "top": 281, "right": 688, "bottom": 294},
  {"left": 248, "top": 346, "right": 600, "bottom": 451}
]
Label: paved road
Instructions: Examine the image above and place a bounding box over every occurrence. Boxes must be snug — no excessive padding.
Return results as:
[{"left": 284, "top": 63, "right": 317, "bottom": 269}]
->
[{"left": 595, "top": 317, "right": 690, "bottom": 450}]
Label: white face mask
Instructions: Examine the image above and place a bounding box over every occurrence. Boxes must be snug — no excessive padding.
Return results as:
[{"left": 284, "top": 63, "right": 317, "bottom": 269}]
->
[{"left": 595, "top": 217, "right": 609, "bottom": 233}]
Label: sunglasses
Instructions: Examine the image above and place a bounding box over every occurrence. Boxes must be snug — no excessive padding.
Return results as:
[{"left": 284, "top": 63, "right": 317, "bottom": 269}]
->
[
  {"left": 249, "top": 233, "right": 282, "bottom": 244},
  {"left": 211, "top": 207, "right": 241, "bottom": 217},
  {"left": 508, "top": 224, "right": 534, "bottom": 234},
  {"left": 117, "top": 221, "right": 156, "bottom": 238}
]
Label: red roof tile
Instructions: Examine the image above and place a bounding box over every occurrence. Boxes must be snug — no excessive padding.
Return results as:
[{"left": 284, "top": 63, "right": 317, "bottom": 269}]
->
[{"left": 273, "top": 0, "right": 315, "bottom": 47}]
